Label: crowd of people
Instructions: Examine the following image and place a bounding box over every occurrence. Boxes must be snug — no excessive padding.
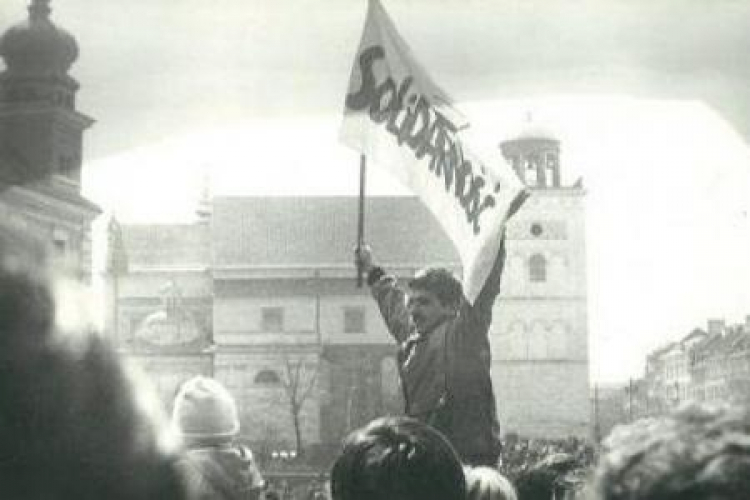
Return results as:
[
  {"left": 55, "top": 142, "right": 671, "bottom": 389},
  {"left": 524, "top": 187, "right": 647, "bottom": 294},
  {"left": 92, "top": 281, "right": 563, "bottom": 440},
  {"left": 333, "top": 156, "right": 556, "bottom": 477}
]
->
[
  {"left": 498, "top": 436, "right": 594, "bottom": 483},
  {"left": 3, "top": 222, "right": 750, "bottom": 500}
]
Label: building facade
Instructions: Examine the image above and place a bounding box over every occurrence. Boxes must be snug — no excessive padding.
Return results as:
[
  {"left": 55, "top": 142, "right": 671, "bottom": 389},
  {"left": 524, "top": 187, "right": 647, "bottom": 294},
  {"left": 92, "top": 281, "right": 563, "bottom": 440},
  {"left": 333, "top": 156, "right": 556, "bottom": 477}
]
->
[
  {"left": 0, "top": 0, "right": 100, "bottom": 279},
  {"left": 619, "top": 317, "right": 750, "bottom": 422},
  {"left": 689, "top": 319, "right": 750, "bottom": 406},
  {"left": 104, "top": 128, "right": 591, "bottom": 452}
]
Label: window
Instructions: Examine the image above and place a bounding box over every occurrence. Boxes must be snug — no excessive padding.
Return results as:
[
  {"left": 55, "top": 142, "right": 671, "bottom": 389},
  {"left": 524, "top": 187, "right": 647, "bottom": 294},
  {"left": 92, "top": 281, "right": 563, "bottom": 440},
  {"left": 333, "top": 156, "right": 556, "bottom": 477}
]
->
[
  {"left": 529, "top": 254, "right": 547, "bottom": 282},
  {"left": 58, "top": 155, "right": 73, "bottom": 174},
  {"left": 52, "top": 228, "right": 68, "bottom": 258},
  {"left": 524, "top": 157, "right": 538, "bottom": 186},
  {"left": 254, "top": 369, "right": 281, "bottom": 385},
  {"left": 261, "top": 307, "right": 284, "bottom": 332},
  {"left": 344, "top": 307, "right": 365, "bottom": 333},
  {"left": 53, "top": 239, "right": 66, "bottom": 257}
]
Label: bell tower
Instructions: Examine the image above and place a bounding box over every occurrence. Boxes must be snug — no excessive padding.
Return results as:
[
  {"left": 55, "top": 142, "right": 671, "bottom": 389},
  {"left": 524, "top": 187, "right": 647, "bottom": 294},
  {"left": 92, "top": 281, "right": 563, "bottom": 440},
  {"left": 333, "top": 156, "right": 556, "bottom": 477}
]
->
[
  {"left": 0, "top": 0, "right": 100, "bottom": 281},
  {"left": 0, "top": 0, "right": 93, "bottom": 186},
  {"left": 499, "top": 115, "right": 562, "bottom": 189},
  {"left": 492, "top": 115, "right": 591, "bottom": 438}
]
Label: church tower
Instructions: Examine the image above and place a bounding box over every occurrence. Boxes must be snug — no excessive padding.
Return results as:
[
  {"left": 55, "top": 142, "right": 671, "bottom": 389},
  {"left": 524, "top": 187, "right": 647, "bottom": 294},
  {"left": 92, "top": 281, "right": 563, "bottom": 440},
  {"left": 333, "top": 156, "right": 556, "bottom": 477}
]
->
[
  {"left": 491, "top": 118, "right": 591, "bottom": 438},
  {"left": 0, "top": 0, "right": 100, "bottom": 280}
]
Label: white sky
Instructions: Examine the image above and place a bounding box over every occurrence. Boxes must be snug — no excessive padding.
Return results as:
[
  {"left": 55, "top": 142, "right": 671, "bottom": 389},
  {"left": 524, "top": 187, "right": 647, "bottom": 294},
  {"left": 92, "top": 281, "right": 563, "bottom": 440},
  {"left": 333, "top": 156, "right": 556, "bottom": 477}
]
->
[{"left": 4, "top": 0, "right": 749, "bottom": 383}]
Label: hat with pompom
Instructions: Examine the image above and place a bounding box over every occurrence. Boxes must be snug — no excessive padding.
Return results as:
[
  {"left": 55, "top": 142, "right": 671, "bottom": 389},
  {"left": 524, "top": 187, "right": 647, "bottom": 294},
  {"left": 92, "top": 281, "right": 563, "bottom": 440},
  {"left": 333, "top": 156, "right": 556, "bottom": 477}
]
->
[{"left": 172, "top": 376, "right": 240, "bottom": 444}]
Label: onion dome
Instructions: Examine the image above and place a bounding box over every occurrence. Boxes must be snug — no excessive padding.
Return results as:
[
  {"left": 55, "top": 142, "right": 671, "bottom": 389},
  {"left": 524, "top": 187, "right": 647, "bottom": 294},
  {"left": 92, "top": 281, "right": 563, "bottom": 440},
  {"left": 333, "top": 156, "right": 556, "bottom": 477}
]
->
[
  {"left": 505, "top": 112, "right": 559, "bottom": 142},
  {"left": 0, "top": 1, "right": 79, "bottom": 76},
  {"left": 513, "top": 122, "right": 558, "bottom": 141}
]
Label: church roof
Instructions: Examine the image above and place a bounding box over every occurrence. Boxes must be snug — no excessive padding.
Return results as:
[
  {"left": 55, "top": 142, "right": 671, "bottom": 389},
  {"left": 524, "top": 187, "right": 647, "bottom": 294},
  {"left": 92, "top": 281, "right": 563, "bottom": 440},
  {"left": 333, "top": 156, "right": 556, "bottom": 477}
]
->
[
  {"left": 211, "top": 196, "right": 458, "bottom": 268},
  {"left": 119, "top": 197, "right": 461, "bottom": 270},
  {"left": 122, "top": 223, "right": 211, "bottom": 269}
]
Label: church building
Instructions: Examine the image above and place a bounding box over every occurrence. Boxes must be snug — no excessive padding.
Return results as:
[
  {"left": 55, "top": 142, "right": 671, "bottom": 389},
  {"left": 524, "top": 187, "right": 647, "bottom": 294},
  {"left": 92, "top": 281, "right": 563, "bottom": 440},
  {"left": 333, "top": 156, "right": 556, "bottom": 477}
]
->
[{"left": 104, "top": 122, "right": 590, "bottom": 452}]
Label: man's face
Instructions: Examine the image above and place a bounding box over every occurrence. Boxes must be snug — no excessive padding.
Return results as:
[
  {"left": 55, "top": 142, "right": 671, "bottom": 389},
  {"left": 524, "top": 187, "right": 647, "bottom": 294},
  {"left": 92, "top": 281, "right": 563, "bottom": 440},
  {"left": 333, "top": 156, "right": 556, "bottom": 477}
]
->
[{"left": 407, "top": 288, "right": 454, "bottom": 334}]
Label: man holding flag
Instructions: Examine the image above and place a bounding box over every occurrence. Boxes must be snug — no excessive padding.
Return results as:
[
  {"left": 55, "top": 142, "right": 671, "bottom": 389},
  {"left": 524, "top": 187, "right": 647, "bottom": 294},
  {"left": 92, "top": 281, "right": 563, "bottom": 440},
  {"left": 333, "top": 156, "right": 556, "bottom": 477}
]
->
[
  {"left": 355, "top": 241, "right": 507, "bottom": 466},
  {"left": 342, "top": 0, "right": 528, "bottom": 466}
]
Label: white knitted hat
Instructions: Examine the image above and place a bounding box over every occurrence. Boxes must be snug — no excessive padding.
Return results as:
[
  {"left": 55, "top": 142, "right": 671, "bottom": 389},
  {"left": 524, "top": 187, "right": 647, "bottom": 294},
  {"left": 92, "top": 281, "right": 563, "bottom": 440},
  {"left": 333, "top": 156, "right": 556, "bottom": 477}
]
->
[{"left": 172, "top": 376, "right": 240, "bottom": 443}]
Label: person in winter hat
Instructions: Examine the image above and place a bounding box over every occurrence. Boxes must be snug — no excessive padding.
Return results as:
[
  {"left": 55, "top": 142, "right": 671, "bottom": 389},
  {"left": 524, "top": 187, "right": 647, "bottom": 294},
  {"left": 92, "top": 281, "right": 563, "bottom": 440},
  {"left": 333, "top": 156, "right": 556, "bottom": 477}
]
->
[{"left": 173, "top": 376, "right": 264, "bottom": 500}]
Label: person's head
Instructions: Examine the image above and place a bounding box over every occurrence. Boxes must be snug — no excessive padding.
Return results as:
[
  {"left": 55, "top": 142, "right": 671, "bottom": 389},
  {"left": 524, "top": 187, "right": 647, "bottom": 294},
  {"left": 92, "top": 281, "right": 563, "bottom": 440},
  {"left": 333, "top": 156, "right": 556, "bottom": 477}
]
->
[
  {"left": 172, "top": 376, "right": 240, "bottom": 447},
  {"left": 331, "top": 416, "right": 466, "bottom": 500},
  {"left": 594, "top": 403, "right": 750, "bottom": 500},
  {"left": 464, "top": 466, "right": 518, "bottom": 500},
  {"left": 407, "top": 268, "right": 462, "bottom": 333},
  {"left": 0, "top": 222, "right": 187, "bottom": 500}
]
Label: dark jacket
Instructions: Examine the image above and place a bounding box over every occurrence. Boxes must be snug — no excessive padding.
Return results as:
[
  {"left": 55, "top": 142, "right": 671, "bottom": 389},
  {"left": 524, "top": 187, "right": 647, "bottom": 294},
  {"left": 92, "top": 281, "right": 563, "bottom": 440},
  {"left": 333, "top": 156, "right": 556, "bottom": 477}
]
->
[
  {"left": 177, "top": 444, "right": 264, "bottom": 500},
  {"left": 368, "top": 243, "right": 505, "bottom": 465}
]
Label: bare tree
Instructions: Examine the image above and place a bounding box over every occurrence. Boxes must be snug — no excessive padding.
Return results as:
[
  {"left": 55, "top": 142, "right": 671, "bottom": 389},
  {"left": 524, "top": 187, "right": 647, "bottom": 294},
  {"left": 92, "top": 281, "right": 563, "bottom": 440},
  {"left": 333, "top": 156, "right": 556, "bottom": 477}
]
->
[{"left": 279, "top": 353, "right": 318, "bottom": 456}]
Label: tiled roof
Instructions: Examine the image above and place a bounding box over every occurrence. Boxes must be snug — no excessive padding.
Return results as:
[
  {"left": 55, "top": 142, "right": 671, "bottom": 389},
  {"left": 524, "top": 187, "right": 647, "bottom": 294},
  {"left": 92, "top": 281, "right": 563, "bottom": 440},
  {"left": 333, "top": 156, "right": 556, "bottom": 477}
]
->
[
  {"left": 211, "top": 196, "right": 458, "bottom": 267},
  {"left": 682, "top": 328, "right": 708, "bottom": 343},
  {"left": 692, "top": 328, "right": 750, "bottom": 358},
  {"left": 122, "top": 223, "right": 211, "bottom": 268},
  {"left": 648, "top": 341, "right": 678, "bottom": 360}
]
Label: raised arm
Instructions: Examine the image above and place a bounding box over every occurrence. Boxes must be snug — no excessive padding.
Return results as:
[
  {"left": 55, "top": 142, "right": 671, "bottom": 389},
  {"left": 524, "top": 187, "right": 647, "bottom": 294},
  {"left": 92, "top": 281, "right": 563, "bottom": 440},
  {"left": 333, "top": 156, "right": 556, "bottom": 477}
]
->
[
  {"left": 356, "top": 245, "right": 411, "bottom": 343},
  {"left": 461, "top": 237, "right": 507, "bottom": 331}
]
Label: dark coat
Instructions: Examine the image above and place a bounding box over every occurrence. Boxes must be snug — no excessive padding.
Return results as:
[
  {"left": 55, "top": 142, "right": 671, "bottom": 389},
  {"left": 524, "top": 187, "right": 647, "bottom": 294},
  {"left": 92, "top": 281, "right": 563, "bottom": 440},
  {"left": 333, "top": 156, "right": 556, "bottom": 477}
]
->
[
  {"left": 177, "top": 444, "right": 264, "bottom": 500},
  {"left": 369, "top": 244, "right": 505, "bottom": 465}
]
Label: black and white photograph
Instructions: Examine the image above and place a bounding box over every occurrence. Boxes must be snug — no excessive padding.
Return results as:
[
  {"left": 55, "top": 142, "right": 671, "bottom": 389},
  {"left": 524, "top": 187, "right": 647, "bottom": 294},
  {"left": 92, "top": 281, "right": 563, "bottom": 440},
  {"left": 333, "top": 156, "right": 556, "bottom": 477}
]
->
[{"left": 1, "top": 1, "right": 749, "bottom": 499}]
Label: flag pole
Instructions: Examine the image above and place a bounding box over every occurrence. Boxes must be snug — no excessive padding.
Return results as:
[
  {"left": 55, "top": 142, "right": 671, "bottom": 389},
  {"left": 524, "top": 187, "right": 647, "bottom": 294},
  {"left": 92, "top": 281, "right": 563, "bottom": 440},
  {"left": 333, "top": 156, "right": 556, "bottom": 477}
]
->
[{"left": 356, "top": 154, "right": 366, "bottom": 287}]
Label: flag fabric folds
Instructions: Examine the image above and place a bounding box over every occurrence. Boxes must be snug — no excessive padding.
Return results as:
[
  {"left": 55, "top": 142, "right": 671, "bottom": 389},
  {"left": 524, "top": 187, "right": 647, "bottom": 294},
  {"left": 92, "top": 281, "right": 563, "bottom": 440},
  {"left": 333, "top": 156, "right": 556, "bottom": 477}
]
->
[{"left": 340, "top": 0, "right": 528, "bottom": 304}]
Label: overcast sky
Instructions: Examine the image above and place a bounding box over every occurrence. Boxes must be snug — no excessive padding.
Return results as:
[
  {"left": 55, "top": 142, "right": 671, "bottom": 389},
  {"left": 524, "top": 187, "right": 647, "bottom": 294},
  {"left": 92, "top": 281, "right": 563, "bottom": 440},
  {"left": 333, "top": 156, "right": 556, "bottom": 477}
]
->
[{"left": 2, "top": 0, "right": 749, "bottom": 383}]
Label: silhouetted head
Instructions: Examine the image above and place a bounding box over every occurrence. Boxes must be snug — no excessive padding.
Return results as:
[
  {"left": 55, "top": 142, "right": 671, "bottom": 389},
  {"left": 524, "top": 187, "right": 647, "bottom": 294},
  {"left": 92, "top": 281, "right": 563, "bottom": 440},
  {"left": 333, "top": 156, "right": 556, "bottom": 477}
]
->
[
  {"left": 0, "top": 222, "right": 187, "bottom": 500},
  {"left": 594, "top": 403, "right": 750, "bottom": 500},
  {"left": 331, "top": 416, "right": 466, "bottom": 500}
]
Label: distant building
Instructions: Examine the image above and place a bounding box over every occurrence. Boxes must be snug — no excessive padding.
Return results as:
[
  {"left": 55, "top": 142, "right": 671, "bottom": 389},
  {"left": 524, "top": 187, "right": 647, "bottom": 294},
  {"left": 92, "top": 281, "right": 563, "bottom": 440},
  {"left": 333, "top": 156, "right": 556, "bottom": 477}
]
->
[
  {"left": 104, "top": 220, "right": 214, "bottom": 401},
  {"left": 691, "top": 319, "right": 750, "bottom": 405},
  {"left": 645, "top": 328, "right": 708, "bottom": 413},
  {"left": 642, "top": 316, "right": 750, "bottom": 414},
  {"left": 0, "top": 0, "right": 100, "bottom": 278}
]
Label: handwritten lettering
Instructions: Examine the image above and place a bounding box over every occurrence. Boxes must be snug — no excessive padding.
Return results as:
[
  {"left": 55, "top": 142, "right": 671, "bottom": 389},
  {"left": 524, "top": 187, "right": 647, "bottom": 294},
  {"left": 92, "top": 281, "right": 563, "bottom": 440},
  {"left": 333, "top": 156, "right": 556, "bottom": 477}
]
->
[{"left": 346, "top": 45, "right": 497, "bottom": 235}]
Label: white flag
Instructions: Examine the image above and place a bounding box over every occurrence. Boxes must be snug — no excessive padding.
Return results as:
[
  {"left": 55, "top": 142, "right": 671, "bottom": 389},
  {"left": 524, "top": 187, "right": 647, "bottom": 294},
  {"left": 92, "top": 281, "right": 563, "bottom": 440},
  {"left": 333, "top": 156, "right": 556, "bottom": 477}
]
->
[{"left": 340, "top": 0, "right": 528, "bottom": 304}]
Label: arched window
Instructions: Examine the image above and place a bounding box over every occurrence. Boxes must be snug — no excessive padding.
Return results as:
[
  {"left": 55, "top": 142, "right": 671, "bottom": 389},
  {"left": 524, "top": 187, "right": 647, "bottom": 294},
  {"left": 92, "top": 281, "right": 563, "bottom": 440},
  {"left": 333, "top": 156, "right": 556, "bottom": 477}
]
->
[
  {"left": 254, "top": 369, "right": 281, "bottom": 385},
  {"left": 529, "top": 254, "right": 547, "bottom": 282}
]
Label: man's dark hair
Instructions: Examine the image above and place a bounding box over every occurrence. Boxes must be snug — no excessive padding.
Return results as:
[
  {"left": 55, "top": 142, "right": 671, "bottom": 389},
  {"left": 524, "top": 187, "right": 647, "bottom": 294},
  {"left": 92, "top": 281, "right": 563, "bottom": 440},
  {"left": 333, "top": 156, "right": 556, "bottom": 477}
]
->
[
  {"left": 408, "top": 268, "right": 463, "bottom": 308},
  {"left": 594, "top": 403, "right": 750, "bottom": 500},
  {"left": 331, "top": 416, "right": 466, "bottom": 500}
]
